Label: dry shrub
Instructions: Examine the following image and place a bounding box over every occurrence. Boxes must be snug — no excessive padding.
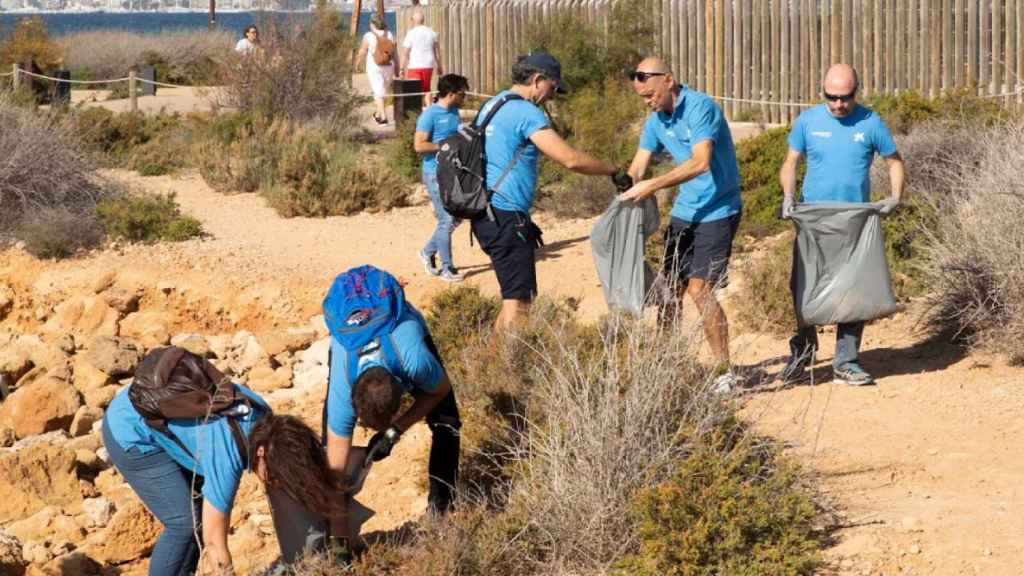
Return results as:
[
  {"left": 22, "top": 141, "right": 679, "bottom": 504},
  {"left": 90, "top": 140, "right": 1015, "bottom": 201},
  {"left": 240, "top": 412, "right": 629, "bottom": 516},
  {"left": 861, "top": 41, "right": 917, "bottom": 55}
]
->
[
  {"left": 16, "top": 207, "right": 104, "bottom": 259},
  {"left": 734, "top": 233, "right": 795, "bottom": 337},
  {"left": 0, "top": 92, "right": 111, "bottom": 231},
  {"left": 72, "top": 107, "right": 192, "bottom": 175},
  {"left": 0, "top": 16, "right": 62, "bottom": 71},
  {"left": 59, "top": 29, "right": 231, "bottom": 85},
  {"left": 193, "top": 118, "right": 281, "bottom": 194},
  {"left": 922, "top": 122, "right": 1024, "bottom": 363},
  {"left": 215, "top": 8, "right": 364, "bottom": 132}
]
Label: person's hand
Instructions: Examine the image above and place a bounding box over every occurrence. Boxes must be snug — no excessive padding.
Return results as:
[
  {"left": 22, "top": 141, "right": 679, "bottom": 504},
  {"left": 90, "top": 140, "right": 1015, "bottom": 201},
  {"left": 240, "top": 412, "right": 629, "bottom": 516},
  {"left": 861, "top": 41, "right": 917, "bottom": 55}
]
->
[
  {"left": 366, "top": 426, "right": 402, "bottom": 463},
  {"left": 877, "top": 197, "right": 900, "bottom": 215},
  {"left": 781, "top": 196, "right": 795, "bottom": 219},
  {"left": 618, "top": 180, "right": 655, "bottom": 202},
  {"left": 400, "top": 67, "right": 407, "bottom": 78},
  {"left": 611, "top": 169, "right": 633, "bottom": 193},
  {"left": 436, "top": 65, "right": 444, "bottom": 76}
]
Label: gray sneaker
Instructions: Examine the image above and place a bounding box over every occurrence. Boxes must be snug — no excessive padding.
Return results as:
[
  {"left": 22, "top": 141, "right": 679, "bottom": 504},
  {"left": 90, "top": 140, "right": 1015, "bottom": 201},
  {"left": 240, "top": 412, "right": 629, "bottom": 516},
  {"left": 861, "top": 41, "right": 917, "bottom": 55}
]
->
[
  {"left": 418, "top": 249, "right": 439, "bottom": 276},
  {"left": 711, "top": 370, "right": 741, "bottom": 394},
  {"left": 833, "top": 363, "right": 874, "bottom": 386},
  {"left": 438, "top": 266, "right": 464, "bottom": 283}
]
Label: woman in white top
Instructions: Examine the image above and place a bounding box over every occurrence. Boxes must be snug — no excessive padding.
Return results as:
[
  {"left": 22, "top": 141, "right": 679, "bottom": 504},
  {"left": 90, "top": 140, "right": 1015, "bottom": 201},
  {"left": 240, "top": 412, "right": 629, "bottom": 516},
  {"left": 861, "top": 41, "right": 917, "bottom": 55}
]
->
[
  {"left": 235, "top": 25, "right": 259, "bottom": 55},
  {"left": 355, "top": 15, "right": 399, "bottom": 125}
]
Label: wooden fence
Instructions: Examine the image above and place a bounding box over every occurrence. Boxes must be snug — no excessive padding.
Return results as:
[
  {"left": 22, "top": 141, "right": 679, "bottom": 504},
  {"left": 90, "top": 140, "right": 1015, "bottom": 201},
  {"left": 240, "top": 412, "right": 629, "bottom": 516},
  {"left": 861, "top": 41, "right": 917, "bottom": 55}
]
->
[{"left": 397, "top": 0, "right": 1023, "bottom": 122}]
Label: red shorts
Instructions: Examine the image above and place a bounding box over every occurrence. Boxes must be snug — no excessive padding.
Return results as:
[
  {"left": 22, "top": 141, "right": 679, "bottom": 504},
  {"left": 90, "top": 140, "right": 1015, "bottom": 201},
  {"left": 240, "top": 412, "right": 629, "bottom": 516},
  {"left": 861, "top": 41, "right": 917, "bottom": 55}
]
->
[{"left": 407, "top": 68, "right": 433, "bottom": 94}]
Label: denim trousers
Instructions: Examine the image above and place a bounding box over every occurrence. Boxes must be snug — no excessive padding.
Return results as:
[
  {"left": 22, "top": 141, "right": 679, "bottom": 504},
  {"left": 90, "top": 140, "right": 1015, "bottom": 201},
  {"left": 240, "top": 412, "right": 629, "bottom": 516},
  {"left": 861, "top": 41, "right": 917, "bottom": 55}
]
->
[
  {"left": 102, "top": 419, "right": 203, "bottom": 576},
  {"left": 790, "top": 321, "right": 865, "bottom": 369},
  {"left": 421, "top": 171, "right": 461, "bottom": 269}
]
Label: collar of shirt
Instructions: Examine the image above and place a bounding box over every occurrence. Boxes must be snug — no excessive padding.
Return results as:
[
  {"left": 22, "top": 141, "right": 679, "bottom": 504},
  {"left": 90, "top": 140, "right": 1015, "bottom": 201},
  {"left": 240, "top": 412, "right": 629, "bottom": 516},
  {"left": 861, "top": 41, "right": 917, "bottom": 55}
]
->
[{"left": 656, "top": 84, "right": 688, "bottom": 124}]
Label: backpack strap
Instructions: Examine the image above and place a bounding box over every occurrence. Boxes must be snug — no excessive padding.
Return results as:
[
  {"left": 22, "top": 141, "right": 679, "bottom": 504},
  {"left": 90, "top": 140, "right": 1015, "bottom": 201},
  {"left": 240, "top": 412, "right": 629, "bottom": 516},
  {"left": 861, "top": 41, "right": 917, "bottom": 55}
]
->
[
  {"left": 472, "top": 93, "right": 523, "bottom": 130},
  {"left": 473, "top": 93, "right": 528, "bottom": 218}
]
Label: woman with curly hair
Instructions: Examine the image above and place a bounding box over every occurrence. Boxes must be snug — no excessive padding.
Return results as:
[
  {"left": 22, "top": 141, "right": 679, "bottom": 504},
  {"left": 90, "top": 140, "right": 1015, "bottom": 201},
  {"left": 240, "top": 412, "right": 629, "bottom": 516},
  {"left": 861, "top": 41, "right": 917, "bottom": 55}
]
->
[{"left": 102, "top": 349, "right": 349, "bottom": 576}]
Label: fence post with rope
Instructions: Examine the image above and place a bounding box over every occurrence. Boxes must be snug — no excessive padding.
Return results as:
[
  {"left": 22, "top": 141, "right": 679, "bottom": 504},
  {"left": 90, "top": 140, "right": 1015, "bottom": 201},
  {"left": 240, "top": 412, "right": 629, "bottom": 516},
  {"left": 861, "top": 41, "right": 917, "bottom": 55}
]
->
[
  {"left": 11, "top": 63, "right": 20, "bottom": 91},
  {"left": 128, "top": 70, "right": 138, "bottom": 113}
]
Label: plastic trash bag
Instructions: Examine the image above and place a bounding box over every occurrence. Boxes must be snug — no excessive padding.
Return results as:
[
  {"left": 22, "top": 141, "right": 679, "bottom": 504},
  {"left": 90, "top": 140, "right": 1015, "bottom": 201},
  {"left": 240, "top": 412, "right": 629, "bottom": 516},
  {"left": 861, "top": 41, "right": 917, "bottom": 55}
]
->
[
  {"left": 590, "top": 196, "right": 661, "bottom": 314},
  {"left": 789, "top": 202, "right": 900, "bottom": 327}
]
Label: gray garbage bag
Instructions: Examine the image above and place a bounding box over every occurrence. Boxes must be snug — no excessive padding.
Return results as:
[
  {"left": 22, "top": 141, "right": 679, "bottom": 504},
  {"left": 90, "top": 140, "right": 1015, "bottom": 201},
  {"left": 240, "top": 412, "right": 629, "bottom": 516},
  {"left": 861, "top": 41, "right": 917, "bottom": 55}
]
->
[
  {"left": 789, "top": 202, "right": 900, "bottom": 327},
  {"left": 590, "top": 196, "right": 661, "bottom": 314}
]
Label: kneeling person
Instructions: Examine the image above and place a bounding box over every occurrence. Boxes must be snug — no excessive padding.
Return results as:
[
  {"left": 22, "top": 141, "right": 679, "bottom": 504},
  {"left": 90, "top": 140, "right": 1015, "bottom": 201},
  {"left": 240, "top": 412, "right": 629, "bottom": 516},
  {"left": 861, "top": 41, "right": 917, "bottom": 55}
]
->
[{"left": 323, "top": 266, "right": 461, "bottom": 535}]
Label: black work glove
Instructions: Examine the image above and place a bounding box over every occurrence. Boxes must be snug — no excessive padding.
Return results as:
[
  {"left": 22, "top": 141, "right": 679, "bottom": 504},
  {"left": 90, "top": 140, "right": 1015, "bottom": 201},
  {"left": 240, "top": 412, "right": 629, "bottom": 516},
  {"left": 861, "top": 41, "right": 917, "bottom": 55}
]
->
[
  {"left": 611, "top": 169, "right": 633, "bottom": 192},
  {"left": 365, "top": 426, "right": 402, "bottom": 463}
]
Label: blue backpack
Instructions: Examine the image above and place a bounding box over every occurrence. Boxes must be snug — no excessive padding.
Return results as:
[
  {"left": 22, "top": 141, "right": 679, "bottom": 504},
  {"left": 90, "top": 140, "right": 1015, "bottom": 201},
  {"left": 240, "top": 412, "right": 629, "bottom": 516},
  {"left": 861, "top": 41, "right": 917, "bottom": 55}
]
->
[{"left": 322, "top": 265, "right": 406, "bottom": 383}]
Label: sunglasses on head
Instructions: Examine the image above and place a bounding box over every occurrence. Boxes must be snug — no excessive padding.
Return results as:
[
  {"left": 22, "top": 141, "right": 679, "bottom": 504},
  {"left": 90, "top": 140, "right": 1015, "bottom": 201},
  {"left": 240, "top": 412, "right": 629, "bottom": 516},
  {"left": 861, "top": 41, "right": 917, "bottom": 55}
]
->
[
  {"left": 629, "top": 70, "right": 667, "bottom": 82},
  {"left": 824, "top": 91, "right": 856, "bottom": 102}
]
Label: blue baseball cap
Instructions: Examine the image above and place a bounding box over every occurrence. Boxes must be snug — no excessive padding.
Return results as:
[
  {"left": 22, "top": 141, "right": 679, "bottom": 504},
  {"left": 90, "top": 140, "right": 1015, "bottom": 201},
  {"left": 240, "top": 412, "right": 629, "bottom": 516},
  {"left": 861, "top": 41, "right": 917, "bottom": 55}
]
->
[{"left": 517, "top": 51, "right": 568, "bottom": 94}]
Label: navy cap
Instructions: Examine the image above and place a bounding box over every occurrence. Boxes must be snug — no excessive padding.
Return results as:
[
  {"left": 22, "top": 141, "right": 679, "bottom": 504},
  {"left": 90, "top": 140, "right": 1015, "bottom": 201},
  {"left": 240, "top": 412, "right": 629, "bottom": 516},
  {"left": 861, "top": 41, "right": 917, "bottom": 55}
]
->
[{"left": 517, "top": 51, "right": 568, "bottom": 94}]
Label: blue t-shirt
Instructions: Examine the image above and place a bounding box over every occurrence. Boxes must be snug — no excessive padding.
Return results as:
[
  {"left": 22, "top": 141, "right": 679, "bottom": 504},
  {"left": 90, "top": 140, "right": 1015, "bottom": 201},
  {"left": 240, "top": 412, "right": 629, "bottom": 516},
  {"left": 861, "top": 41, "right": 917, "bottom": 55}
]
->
[
  {"left": 474, "top": 90, "right": 550, "bottom": 213},
  {"left": 639, "top": 85, "right": 742, "bottom": 223},
  {"left": 416, "top": 103, "right": 461, "bottom": 174},
  {"left": 105, "top": 384, "right": 268, "bottom": 514},
  {"left": 326, "top": 304, "right": 445, "bottom": 438},
  {"left": 788, "top": 104, "right": 898, "bottom": 203}
]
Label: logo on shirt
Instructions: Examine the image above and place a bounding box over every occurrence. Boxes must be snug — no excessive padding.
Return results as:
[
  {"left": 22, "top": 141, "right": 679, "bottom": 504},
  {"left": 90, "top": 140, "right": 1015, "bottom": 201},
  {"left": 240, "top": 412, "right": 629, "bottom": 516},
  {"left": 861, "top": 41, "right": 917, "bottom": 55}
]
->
[
  {"left": 853, "top": 132, "right": 866, "bottom": 143},
  {"left": 811, "top": 131, "right": 832, "bottom": 138},
  {"left": 346, "top": 309, "right": 371, "bottom": 326}
]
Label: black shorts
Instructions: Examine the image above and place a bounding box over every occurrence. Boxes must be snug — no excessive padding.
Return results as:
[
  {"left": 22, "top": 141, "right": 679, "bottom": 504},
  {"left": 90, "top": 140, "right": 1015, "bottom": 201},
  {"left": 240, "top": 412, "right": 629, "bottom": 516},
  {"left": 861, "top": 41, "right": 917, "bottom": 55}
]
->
[
  {"left": 471, "top": 208, "right": 542, "bottom": 301},
  {"left": 662, "top": 213, "right": 740, "bottom": 288}
]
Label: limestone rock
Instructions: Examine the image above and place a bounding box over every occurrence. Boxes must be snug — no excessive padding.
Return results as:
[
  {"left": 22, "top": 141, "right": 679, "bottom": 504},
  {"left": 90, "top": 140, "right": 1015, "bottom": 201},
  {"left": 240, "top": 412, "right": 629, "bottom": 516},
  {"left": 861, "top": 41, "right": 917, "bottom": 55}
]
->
[
  {"left": 0, "top": 376, "right": 82, "bottom": 439},
  {"left": 0, "top": 530, "right": 26, "bottom": 576},
  {"left": 205, "top": 334, "right": 230, "bottom": 359},
  {"left": 0, "top": 444, "right": 82, "bottom": 524},
  {"left": 0, "top": 345, "right": 34, "bottom": 384},
  {"left": 69, "top": 406, "right": 104, "bottom": 438},
  {"left": 101, "top": 288, "right": 139, "bottom": 315},
  {"left": 246, "top": 363, "right": 293, "bottom": 394},
  {"left": 65, "top": 432, "right": 100, "bottom": 453},
  {"left": 80, "top": 497, "right": 114, "bottom": 529},
  {"left": 71, "top": 356, "right": 111, "bottom": 393},
  {"left": 83, "top": 336, "right": 141, "bottom": 378},
  {"left": 91, "top": 271, "right": 117, "bottom": 294},
  {"left": 82, "top": 385, "right": 118, "bottom": 410},
  {"left": 170, "top": 333, "right": 210, "bottom": 357},
  {"left": 44, "top": 297, "right": 120, "bottom": 339},
  {"left": 83, "top": 500, "right": 160, "bottom": 564},
  {"left": 74, "top": 449, "right": 101, "bottom": 471},
  {"left": 0, "top": 283, "right": 14, "bottom": 321},
  {"left": 6, "top": 507, "right": 86, "bottom": 547},
  {"left": 0, "top": 427, "right": 15, "bottom": 447},
  {"left": 119, "top": 311, "right": 171, "bottom": 348},
  {"left": 256, "top": 328, "right": 318, "bottom": 358},
  {"left": 33, "top": 551, "right": 102, "bottom": 576},
  {"left": 309, "top": 314, "right": 329, "bottom": 339}
]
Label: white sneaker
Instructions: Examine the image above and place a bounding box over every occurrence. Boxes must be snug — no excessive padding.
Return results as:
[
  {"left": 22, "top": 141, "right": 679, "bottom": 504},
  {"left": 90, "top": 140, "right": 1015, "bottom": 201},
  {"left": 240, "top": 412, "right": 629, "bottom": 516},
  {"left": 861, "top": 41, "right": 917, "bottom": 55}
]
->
[
  {"left": 711, "top": 370, "right": 741, "bottom": 395},
  {"left": 418, "top": 249, "right": 439, "bottom": 276},
  {"left": 438, "top": 266, "right": 464, "bottom": 282}
]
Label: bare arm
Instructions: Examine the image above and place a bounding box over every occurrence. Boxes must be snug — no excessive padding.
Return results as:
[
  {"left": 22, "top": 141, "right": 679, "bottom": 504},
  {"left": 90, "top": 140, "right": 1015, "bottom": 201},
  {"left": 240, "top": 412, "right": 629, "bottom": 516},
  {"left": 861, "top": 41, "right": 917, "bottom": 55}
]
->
[
  {"left": 620, "top": 139, "right": 713, "bottom": 201},
  {"left": 400, "top": 46, "right": 411, "bottom": 75},
  {"left": 394, "top": 374, "right": 451, "bottom": 434},
  {"left": 414, "top": 130, "right": 438, "bottom": 155},
  {"left": 530, "top": 128, "right": 616, "bottom": 176},
  {"left": 779, "top": 148, "right": 803, "bottom": 200},
  {"left": 326, "top": 430, "right": 352, "bottom": 538},
  {"left": 354, "top": 39, "right": 368, "bottom": 72},
  {"left": 627, "top": 148, "right": 654, "bottom": 182},
  {"left": 433, "top": 41, "right": 443, "bottom": 75},
  {"left": 202, "top": 501, "right": 232, "bottom": 574},
  {"left": 884, "top": 152, "right": 905, "bottom": 202}
]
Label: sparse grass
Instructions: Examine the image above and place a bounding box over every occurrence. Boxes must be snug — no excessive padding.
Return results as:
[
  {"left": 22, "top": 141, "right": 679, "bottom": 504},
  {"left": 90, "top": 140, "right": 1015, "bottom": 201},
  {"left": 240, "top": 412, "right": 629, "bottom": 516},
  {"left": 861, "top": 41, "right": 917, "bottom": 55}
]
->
[
  {"left": 734, "top": 234, "right": 795, "bottom": 337},
  {"left": 866, "top": 88, "right": 1013, "bottom": 135},
  {"left": 381, "top": 114, "right": 423, "bottom": 187},
  {"left": 95, "top": 193, "right": 203, "bottom": 243},
  {"left": 72, "top": 107, "right": 192, "bottom": 175}
]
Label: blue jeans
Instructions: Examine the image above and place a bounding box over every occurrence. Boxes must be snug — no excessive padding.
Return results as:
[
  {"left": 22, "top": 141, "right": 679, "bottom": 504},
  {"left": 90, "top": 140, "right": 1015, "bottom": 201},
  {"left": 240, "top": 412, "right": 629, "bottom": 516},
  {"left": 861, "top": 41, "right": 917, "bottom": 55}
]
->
[
  {"left": 790, "top": 321, "right": 865, "bottom": 369},
  {"left": 421, "top": 171, "right": 461, "bottom": 269},
  {"left": 102, "top": 419, "right": 202, "bottom": 576}
]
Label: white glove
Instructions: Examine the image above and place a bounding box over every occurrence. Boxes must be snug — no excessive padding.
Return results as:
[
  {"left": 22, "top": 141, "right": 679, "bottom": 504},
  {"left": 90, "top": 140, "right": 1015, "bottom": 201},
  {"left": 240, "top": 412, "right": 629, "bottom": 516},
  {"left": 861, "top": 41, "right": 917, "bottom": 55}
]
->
[{"left": 782, "top": 196, "right": 795, "bottom": 219}]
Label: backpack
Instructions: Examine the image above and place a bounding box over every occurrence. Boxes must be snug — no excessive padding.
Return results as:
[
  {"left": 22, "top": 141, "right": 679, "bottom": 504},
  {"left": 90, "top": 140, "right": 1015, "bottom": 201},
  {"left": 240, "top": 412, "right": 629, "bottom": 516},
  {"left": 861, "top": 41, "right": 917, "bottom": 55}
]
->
[
  {"left": 322, "top": 265, "right": 406, "bottom": 383},
  {"left": 372, "top": 32, "right": 395, "bottom": 66},
  {"left": 435, "top": 93, "right": 525, "bottom": 220},
  {"left": 128, "top": 347, "right": 254, "bottom": 468}
]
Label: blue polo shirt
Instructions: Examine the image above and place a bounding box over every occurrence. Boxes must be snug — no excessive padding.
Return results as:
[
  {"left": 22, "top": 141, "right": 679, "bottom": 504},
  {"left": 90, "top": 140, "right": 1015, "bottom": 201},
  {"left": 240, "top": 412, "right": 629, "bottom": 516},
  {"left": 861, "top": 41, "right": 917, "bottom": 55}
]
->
[
  {"left": 326, "top": 304, "right": 445, "bottom": 438},
  {"left": 639, "top": 85, "right": 742, "bottom": 223},
  {"left": 475, "top": 91, "right": 550, "bottom": 213},
  {"left": 104, "top": 384, "right": 268, "bottom": 514},
  {"left": 416, "top": 103, "right": 461, "bottom": 174},
  {"left": 788, "top": 104, "right": 898, "bottom": 203}
]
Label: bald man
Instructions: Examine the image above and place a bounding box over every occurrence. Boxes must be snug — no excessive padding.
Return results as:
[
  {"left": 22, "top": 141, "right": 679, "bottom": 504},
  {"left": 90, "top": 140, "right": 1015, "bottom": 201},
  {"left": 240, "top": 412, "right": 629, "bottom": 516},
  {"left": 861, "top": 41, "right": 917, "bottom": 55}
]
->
[
  {"left": 401, "top": 10, "right": 442, "bottom": 107},
  {"left": 620, "top": 57, "right": 743, "bottom": 394},
  {"left": 778, "top": 64, "right": 905, "bottom": 386}
]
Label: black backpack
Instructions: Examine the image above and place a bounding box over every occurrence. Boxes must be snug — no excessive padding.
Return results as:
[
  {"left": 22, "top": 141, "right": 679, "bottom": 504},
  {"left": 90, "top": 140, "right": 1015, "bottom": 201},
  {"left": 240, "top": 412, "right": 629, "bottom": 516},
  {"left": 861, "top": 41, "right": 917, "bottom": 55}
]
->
[
  {"left": 436, "top": 93, "right": 526, "bottom": 220},
  {"left": 128, "top": 346, "right": 255, "bottom": 468}
]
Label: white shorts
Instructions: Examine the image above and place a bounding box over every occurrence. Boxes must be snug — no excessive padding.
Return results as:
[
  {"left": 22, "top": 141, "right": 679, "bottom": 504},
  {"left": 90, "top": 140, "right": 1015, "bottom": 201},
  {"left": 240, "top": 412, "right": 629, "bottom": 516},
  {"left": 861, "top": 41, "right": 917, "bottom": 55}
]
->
[{"left": 367, "top": 66, "right": 393, "bottom": 99}]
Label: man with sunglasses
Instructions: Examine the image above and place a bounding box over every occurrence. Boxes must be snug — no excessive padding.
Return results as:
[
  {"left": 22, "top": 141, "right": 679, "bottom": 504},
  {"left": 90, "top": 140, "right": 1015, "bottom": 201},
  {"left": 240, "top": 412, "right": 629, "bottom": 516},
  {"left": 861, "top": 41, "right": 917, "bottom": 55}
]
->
[
  {"left": 778, "top": 64, "right": 905, "bottom": 386},
  {"left": 620, "top": 57, "right": 743, "bottom": 394}
]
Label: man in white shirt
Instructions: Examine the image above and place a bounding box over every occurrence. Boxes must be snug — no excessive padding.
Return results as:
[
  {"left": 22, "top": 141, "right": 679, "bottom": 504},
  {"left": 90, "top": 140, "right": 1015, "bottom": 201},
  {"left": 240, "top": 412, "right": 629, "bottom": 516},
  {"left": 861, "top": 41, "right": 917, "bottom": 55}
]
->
[{"left": 400, "top": 10, "right": 443, "bottom": 107}]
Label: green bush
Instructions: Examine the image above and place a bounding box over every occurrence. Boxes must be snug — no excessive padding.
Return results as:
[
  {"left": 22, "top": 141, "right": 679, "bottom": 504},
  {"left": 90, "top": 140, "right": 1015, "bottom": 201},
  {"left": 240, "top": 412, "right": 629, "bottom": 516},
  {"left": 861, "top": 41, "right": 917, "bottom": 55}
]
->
[
  {"left": 734, "top": 127, "right": 803, "bottom": 239},
  {"left": 95, "top": 193, "right": 203, "bottom": 243},
  {"left": 617, "top": 438, "right": 821, "bottom": 576},
  {"left": 72, "top": 108, "right": 190, "bottom": 175},
  {"left": 424, "top": 285, "right": 501, "bottom": 379},
  {"left": 16, "top": 207, "right": 105, "bottom": 259},
  {"left": 194, "top": 118, "right": 282, "bottom": 194},
  {"left": 380, "top": 114, "right": 422, "bottom": 187},
  {"left": 866, "top": 88, "right": 1012, "bottom": 135}
]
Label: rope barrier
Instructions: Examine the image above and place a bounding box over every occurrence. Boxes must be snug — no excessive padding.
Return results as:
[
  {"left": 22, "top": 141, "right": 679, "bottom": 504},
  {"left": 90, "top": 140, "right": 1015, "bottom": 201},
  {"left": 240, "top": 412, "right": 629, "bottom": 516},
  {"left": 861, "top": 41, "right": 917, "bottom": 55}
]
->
[
  {"left": 711, "top": 95, "right": 813, "bottom": 108},
  {"left": 0, "top": 71, "right": 12, "bottom": 78},
  {"left": 17, "top": 69, "right": 131, "bottom": 85},
  {"left": 135, "top": 77, "right": 194, "bottom": 89}
]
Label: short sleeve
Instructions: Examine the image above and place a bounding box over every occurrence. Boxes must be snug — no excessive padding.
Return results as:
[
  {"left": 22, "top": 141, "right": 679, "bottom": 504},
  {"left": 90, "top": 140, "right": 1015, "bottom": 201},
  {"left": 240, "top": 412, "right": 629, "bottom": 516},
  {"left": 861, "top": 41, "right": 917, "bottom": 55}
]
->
[
  {"left": 787, "top": 112, "right": 807, "bottom": 153},
  {"left": 873, "top": 116, "right": 898, "bottom": 157},
  {"left": 687, "top": 96, "right": 722, "bottom": 144},
  {"left": 639, "top": 116, "right": 663, "bottom": 153},
  {"left": 517, "top": 104, "right": 550, "bottom": 141},
  {"left": 200, "top": 422, "right": 245, "bottom": 514},
  {"left": 393, "top": 321, "right": 444, "bottom": 392},
  {"left": 415, "top": 106, "right": 435, "bottom": 134},
  {"left": 326, "top": 338, "right": 356, "bottom": 438}
]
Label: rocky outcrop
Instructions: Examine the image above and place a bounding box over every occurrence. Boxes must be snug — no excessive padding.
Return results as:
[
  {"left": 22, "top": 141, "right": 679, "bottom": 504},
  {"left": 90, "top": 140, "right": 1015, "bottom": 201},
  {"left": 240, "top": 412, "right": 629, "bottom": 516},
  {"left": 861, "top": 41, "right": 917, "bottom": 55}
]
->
[
  {"left": 0, "top": 444, "right": 82, "bottom": 524},
  {"left": 83, "top": 337, "right": 142, "bottom": 379},
  {"left": 0, "top": 530, "right": 26, "bottom": 576},
  {"left": 0, "top": 376, "right": 82, "bottom": 440},
  {"left": 81, "top": 501, "right": 160, "bottom": 564}
]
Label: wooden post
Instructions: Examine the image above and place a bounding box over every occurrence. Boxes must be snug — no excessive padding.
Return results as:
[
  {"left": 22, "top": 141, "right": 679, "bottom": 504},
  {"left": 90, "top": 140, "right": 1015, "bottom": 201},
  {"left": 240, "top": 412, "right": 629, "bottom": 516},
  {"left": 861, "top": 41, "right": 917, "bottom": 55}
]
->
[
  {"left": 208, "top": 0, "right": 215, "bottom": 29},
  {"left": 350, "top": 0, "right": 362, "bottom": 37},
  {"left": 376, "top": 0, "right": 385, "bottom": 22},
  {"left": 129, "top": 70, "right": 138, "bottom": 113},
  {"left": 10, "top": 63, "right": 19, "bottom": 91}
]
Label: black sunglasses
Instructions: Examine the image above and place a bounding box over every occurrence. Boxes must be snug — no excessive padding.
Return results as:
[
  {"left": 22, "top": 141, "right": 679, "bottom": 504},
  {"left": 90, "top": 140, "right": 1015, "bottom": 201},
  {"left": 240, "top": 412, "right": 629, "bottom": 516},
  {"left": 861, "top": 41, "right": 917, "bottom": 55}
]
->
[
  {"left": 629, "top": 71, "right": 667, "bottom": 82},
  {"left": 823, "top": 91, "right": 856, "bottom": 102}
]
